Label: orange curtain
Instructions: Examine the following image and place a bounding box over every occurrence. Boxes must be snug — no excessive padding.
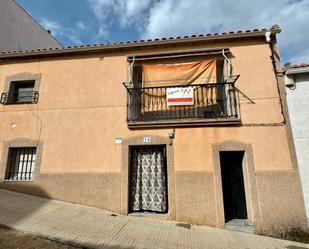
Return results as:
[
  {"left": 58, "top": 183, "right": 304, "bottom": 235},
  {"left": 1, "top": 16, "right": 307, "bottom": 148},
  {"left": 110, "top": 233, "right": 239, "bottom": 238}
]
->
[
  {"left": 142, "top": 60, "right": 217, "bottom": 87},
  {"left": 140, "top": 60, "right": 218, "bottom": 113}
]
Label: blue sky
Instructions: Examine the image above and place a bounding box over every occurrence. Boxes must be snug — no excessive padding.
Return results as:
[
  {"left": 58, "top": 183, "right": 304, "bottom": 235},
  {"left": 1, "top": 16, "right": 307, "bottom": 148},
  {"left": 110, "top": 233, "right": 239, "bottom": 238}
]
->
[
  {"left": 17, "top": 0, "right": 141, "bottom": 45},
  {"left": 16, "top": 0, "right": 309, "bottom": 64}
]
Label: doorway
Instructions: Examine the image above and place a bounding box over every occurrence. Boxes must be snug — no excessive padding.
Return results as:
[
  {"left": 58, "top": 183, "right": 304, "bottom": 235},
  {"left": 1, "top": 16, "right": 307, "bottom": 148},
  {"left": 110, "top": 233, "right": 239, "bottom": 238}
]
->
[
  {"left": 129, "top": 145, "right": 168, "bottom": 213},
  {"left": 220, "top": 151, "right": 247, "bottom": 222}
]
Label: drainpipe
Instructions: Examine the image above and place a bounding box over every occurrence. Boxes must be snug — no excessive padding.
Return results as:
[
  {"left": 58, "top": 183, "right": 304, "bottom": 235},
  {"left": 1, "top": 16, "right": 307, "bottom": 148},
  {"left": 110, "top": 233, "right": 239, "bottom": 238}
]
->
[
  {"left": 222, "top": 49, "right": 231, "bottom": 80},
  {"left": 222, "top": 49, "right": 233, "bottom": 116},
  {"left": 128, "top": 56, "right": 135, "bottom": 86}
]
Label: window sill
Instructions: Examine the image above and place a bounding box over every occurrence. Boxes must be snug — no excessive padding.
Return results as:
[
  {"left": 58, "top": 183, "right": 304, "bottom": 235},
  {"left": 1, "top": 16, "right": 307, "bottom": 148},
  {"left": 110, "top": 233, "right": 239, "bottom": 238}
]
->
[
  {"left": 4, "top": 179, "right": 34, "bottom": 182},
  {"left": 2, "top": 102, "right": 37, "bottom": 105}
]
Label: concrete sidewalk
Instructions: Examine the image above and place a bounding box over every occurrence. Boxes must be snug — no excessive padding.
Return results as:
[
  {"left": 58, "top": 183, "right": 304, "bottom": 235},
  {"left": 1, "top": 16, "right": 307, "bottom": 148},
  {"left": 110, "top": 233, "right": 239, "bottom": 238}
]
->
[{"left": 0, "top": 189, "right": 308, "bottom": 249}]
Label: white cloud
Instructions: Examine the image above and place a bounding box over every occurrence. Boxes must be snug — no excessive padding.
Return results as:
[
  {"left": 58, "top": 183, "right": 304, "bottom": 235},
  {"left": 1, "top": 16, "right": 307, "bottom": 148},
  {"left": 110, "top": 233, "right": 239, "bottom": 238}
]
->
[
  {"left": 86, "top": 0, "right": 153, "bottom": 38},
  {"left": 289, "top": 48, "right": 309, "bottom": 65},
  {"left": 86, "top": 0, "right": 309, "bottom": 63},
  {"left": 40, "top": 18, "right": 63, "bottom": 36},
  {"left": 43, "top": 0, "right": 308, "bottom": 63},
  {"left": 98, "top": 26, "right": 109, "bottom": 38},
  {"left": 67, "top": 34, "right": 83, "bottom": 45},
  {"left": 142, "top": 0, "right": 309, "bottom": 63},
  {"left": 118, "top": 0, "right": 152, "bottom": 28},
  {"left": 76, "top": 21, "right": 87, "bottom": 30},
  {"left": 40, "top": 18, "right": 84, "bottom": 45}
]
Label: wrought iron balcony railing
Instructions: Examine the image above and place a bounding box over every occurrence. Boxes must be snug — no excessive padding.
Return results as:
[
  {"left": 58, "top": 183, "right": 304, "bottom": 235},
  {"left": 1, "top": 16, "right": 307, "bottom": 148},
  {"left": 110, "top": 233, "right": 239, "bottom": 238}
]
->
[
  {"left": 1, "top": 91, "right": 39, "bottom": 105},
  {"left": 124, "top": 76, "right": 239, "bottom": 127}
]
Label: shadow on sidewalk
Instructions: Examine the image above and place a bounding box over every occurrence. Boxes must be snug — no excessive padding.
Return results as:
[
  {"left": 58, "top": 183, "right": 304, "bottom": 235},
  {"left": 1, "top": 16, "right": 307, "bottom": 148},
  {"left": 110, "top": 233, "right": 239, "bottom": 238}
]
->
[{"left": 0, "top": 184, "right": 51, "bottom": 226}]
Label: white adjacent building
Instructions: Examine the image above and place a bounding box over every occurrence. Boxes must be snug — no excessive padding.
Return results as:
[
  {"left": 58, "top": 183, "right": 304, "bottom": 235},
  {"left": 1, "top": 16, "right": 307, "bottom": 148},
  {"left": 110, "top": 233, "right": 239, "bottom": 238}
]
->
[{"left": 285, "top": 63, "right": 309, "bottom": 225}]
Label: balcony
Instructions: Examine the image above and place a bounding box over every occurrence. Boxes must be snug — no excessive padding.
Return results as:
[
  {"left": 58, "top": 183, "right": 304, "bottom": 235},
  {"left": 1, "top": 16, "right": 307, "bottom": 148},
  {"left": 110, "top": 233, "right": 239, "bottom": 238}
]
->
[
  {"left": 124, "top": 76, "right": 240, "bottom": 128},
  {"left": 1, "top": 91, "right": 39, "bottom": 105}
]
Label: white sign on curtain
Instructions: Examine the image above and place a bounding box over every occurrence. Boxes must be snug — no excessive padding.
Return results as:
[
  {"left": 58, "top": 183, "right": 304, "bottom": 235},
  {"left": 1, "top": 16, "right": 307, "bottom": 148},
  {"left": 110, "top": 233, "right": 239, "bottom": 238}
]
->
[{"left": 166, "top": 87, "right": 194, "bottom": 106}]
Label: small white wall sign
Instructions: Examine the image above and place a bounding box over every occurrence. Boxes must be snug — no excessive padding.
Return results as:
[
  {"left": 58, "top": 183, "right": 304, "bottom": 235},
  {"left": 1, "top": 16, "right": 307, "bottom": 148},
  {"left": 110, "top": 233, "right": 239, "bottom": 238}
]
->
[
  {"left": 115, "top": 137, "right": 122, "bottom": 144},
  {"left": 143, "top": 136, "right": 152, "bottom": 143}
]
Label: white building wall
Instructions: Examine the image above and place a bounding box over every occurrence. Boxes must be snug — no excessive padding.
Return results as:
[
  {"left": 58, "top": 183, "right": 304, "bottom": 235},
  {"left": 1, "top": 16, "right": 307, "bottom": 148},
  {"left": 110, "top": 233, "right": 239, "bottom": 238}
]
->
[{"left": 286, "top": 73, "right": 309, "bottom": 224}]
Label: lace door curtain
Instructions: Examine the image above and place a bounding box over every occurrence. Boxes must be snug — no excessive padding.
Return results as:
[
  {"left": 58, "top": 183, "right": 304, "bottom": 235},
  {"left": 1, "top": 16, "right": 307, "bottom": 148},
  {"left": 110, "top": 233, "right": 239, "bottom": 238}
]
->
[{"left": 129, "top": 146, "right": 167, "bottom": 213}]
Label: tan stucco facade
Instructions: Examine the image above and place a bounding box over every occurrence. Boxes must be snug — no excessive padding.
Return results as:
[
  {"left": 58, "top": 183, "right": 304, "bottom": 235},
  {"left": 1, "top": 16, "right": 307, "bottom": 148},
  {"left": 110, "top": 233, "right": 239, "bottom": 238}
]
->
[{"left": 0, "top": 36, "right": 307, "bottom": 238}]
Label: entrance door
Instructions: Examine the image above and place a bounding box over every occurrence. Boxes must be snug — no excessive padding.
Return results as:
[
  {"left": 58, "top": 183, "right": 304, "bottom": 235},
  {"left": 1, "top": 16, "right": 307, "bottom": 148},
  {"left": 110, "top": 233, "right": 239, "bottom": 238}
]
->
[
  {"left": 129, "top": 145, "right": 168, "bottom": 213},
  {"left": 220, "top": 151, "right": 247, "bottom": 222}
]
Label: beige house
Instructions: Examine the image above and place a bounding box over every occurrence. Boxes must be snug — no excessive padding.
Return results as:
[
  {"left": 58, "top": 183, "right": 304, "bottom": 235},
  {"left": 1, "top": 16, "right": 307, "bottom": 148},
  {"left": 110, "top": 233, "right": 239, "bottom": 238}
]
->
[{"left": 0, "top": 24, "right": 307, "bottom": 238}]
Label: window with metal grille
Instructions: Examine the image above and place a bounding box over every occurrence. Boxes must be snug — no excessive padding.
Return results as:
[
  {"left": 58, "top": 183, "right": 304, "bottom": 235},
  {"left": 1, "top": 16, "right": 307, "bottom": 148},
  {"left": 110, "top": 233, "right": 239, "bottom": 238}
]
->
[
  {"left": 1, "top": 80, "right": 39, "bottom": 104},
  {"left": 5, "top": 147, "right": 37, "bottom": 181}
]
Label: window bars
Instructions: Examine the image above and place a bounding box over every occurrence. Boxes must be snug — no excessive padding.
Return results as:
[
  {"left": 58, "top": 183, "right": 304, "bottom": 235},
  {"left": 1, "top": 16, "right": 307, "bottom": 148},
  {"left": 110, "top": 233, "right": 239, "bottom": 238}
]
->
[
  {"left": 5, "top": 147, "right": 37, "bottom": 181},
  {"left": 1, "top": 90, "right": 39, "bottom": 104}
]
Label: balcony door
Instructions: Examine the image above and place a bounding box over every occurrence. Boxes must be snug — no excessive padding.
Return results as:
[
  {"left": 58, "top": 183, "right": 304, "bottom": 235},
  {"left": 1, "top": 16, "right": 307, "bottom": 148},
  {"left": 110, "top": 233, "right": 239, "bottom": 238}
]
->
[{"left": 129, "top": 145, "right": 168, "bottom": 213}]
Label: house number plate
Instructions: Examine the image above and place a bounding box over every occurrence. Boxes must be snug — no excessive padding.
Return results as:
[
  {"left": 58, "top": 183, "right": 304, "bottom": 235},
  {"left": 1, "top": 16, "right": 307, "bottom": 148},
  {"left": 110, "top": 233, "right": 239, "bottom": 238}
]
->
[{"left": 143, "top": 136, "right": 152, "bottom": 143}]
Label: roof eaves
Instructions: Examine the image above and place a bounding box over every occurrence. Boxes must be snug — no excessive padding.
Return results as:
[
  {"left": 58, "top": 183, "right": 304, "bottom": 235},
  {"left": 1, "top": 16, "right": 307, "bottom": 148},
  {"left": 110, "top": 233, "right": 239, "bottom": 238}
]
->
[
  {"left": 286, "top": 67, "right": 309, "bottom": 75},
  {"left": 284, "top": 63, "right": 309, "bottom": 74},
  {"left": 0, "top": 26, "right": 281, "bottom": 60}
]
